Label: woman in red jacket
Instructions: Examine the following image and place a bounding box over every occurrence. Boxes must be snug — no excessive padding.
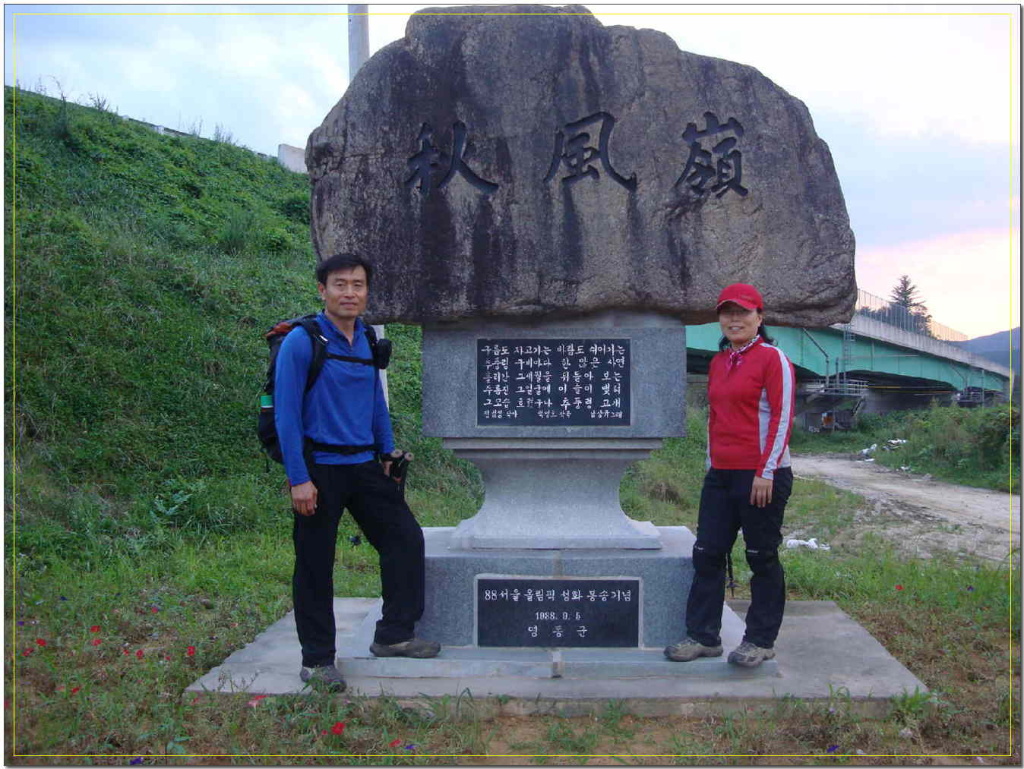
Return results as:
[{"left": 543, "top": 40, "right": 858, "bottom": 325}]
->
[{"left": 666, "top": 283, "right": 796, "bottom": 668}]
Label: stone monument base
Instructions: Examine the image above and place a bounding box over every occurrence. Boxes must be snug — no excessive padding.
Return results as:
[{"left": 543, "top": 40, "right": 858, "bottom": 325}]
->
[
  {"left": 337, "top": 599, "right": 771, "bottom": 681},
  {"left": 414, "top": 525, "right": 720, "bottom": 649}
]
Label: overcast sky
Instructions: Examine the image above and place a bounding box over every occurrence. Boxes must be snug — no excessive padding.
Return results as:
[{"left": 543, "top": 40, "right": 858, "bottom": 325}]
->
[{"left": 4, "top": 2, "right": 1020, "bottom": 338}]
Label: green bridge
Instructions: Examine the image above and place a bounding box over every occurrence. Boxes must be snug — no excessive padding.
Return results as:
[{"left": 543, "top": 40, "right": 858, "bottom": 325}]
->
[{"left": 685, "top": 314, "right": 1011, "bottom": 425}]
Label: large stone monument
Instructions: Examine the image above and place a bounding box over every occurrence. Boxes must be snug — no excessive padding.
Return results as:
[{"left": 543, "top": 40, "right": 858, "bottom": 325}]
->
[{"left": 308, "top": 5, "right": 854, "bottom": 656}]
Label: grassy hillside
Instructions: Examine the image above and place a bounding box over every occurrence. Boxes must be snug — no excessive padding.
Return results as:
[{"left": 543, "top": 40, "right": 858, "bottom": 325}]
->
[{"left": 4, "top": 85, "right": 480, "bottom": 567}]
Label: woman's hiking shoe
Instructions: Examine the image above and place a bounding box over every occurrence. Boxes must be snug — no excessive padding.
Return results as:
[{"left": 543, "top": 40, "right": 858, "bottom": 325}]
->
[
  {"left": 299, "top": 663, "right": 347, "bottom": 692},
  {"left": 727, "top": 640, "right": 775, "bottom": 668},
  {"left": 369, "top": 637, "right": 441, "bottom": 658},
  {"left": 664, "top": 637, "right": 723, "bottom": 662}
]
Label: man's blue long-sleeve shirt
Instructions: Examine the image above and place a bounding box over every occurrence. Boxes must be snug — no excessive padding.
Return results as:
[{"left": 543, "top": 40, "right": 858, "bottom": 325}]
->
[{"left": 274, "top": 313, "right": 394, "bottom": 486}]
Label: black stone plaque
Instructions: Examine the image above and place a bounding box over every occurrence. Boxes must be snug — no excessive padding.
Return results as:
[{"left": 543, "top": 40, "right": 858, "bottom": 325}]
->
[
  {"left": 477, "top": 577, "right": 640, "bottom": 647},
  {"left": 477, "top": 339, "right": 630, "bottom": 426}
]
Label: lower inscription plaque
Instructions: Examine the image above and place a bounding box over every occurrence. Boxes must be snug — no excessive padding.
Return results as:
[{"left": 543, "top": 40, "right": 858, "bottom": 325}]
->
[{"left": 476, "top": 577, "right": 641, "bottom": 647}]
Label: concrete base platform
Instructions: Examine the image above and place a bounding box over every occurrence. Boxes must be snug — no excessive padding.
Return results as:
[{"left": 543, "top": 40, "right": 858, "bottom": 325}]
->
[
  {"left": 188, "top": 599, "right": 926, "bottom": 714},
  {"left": 335, "top": 595, "right": 774, "bottom": 679}
]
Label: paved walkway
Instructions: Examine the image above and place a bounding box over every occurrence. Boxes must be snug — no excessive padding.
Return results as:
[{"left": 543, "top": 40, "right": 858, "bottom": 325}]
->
[{"left": 188, "top": 598, "right": 926, "bottom": 716}]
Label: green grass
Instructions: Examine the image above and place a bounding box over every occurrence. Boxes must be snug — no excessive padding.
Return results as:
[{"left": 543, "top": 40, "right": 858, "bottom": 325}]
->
[{"left": 5, "top": 85, "right": 1020, "bottom": 762}]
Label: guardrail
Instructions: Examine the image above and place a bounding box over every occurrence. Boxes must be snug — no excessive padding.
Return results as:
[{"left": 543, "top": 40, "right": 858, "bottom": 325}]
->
[
  {"left": 854, "top": 289, "right": 968, "bottom": 343},
  {"left": 803, "top": 378, "right": 870, "bottom": 397}
]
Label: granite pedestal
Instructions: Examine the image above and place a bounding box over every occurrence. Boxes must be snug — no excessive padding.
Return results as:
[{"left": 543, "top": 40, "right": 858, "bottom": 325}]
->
[
  {"left": 423, "top": 311, "right": 687, "bottom": 550},
  {"left": 414, "top": 525, "right": 735, "bottom": 653},
  {"left": 417, "top": 312, "right": 697, "bottom": 654}
]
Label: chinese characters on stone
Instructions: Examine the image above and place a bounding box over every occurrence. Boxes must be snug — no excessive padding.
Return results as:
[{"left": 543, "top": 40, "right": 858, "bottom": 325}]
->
[
  {"left": 543, "top": 112, "right": 637, "bottom": 190},
  {"left": 404, "top": 121, "right": 499, "bottom": 196},
  {"left": 675, "top": 111, "right": 748, "bottom": 198},
  {"left": 404, "top": 112, "right": 747, "bottom": 198}
]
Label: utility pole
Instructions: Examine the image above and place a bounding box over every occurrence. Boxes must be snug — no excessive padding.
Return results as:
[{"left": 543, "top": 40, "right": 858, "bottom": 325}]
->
[
  {"left": 347, "top": 4, "right": 390, "bottom": 404},
  {"left": 348, "top": 5, "right": 369, "bottom": 80}
]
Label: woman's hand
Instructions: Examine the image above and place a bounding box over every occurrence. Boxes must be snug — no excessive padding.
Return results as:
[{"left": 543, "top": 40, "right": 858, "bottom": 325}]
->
[{"left": 750, "top": 475, "right": 773, "bottom": 508}]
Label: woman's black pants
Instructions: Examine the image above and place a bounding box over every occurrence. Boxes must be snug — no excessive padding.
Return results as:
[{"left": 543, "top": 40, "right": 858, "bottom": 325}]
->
[
  {"left": 292, "top": 460, "right": 425, "bottom": 668},
  {"left": 685, "top": 467, "right": 793, "bottom": 649}
]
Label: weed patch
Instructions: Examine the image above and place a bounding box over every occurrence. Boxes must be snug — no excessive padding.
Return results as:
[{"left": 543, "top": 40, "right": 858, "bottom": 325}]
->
[{"left": 791, "top": 404, "right": 1019, "bottom": 493}]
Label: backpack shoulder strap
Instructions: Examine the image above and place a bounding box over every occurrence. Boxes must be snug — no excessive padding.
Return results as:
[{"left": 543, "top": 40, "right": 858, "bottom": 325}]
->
[
  {"left": 295, "top": 315, "right": 328, "bottom": 392},
  {"left": 321, "top": 319, "right": 377, "bottom": 367},
  {"left": 363, "top": 322, "right": 378, "bottom": 347}
]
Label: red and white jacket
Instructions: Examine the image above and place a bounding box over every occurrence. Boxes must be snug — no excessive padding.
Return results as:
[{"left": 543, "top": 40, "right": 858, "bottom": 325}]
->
[{"left": 706, "top": 336, "right": 795, "bottom": 480}]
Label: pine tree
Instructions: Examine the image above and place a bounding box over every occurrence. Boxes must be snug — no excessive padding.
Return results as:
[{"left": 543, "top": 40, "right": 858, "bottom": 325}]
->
[
  {"left": 890, "top": 275, "right": 925, "bottom": 310},
  {"left": 887, "top": 275, "right": 932, "bottom": 336}
]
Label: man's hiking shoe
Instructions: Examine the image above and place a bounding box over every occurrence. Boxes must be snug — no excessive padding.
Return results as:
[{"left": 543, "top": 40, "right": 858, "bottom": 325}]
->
[
  {"left": 664, "top": 637, "right": 723, "bottom": 662},
  {"left": 727, "top": 640, "right": 776, "bottom": 668},
  {"left": 300, "top": 664, "right": 347, "bottom": 692},
  {"left": 369, "top": 637, "right": 441, "bottom": 658}
]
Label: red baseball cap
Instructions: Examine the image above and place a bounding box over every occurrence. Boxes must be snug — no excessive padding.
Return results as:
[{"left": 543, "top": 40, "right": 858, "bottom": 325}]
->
[{"left": 716, "top": 283, "right": 763, "bottom": 311}]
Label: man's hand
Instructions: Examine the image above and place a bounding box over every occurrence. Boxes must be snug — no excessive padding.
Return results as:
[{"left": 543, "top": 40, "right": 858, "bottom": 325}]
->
[
  {"left": 750, "top": 475, "right": 773, "bottom": 508},
  {"left": 382, "top": 460, "right": 393, "bottom": 478},
  {"left": 290, "top": 481, "right": 318, "bottom": 516}
]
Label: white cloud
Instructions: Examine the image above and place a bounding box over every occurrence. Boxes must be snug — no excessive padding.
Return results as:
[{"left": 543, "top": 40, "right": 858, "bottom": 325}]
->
[
  {"left": 305, "top": 46, "right": 348, "bottom": 98},
  {"left": 213, "top": 30, "right": 279, "bottom": 76},
  {"left": 856, "top": 223, "right": 1020, "bottom": 337}
]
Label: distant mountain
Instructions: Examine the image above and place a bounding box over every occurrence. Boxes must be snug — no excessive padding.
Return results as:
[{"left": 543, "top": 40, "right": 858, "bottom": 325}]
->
[{"left": 957, "top": 328, "right": 1020, "bottom": 372}]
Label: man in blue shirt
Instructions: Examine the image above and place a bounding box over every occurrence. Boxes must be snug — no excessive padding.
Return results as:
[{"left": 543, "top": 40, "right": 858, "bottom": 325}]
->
[{"left": 275, "top": 253, "right": 439, "bottom": 692}]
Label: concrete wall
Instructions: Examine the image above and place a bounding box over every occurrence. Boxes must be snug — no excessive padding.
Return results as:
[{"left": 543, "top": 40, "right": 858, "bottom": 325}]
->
[
  {"left": 277, "top": 143, "right": 306, "bottom": 174},
  {"left": 126, "top": 116, "right": 309, "bottom": 175},
  {"left": 860, "top": 387, "right": 956, "bottom": 415}
]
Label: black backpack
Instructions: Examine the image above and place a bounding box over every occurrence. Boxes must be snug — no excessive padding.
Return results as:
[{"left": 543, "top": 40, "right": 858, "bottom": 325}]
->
[{"left": 257, "top": 314, "right": 392, "bottom": 464}]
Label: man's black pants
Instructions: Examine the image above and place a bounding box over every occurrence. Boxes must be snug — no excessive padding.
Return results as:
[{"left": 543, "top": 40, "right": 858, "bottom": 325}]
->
[
  {"left": 293, "top": 460, "right": 425, "bottom": 668},
  {"left": 685, "top": 467, "right": 793, "bottom": 649}
]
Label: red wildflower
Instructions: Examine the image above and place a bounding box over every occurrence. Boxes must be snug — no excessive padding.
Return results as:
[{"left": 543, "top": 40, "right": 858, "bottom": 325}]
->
[
  {"left": 90, "top": 625, "right": 101, "bottom": 633},
  {"left": 247, "top": 695, "right": 268, "bottom": 707},
  {"left": 389, "top": 738, "right": 402, "bottom": 748},
  {"left": 122, "top": 648, "right": 131, "bottom": 655},
  {"left": 22, "top": 648, "right": 33, "bottom": 656},
  {"left": 150, "top": 606, "right": 159, "bottom": 614},
  {"left": 90, "top": 638, "right": 102, "bottom": 646},
  {"left": 71, "top": 687, "right": 81, "bottom": 694},
  {"left": 35, "top": 638, "right": 47, "bottom": 647},
  {"left": 331, "top": 721, "right": 345, "bottom": 736},
  {"left": 136, "top": 649, "right": 144, "bottom": 659},
  {"left": 186, "top": 646, "right": 196, "bottom": 657},
  {"left": 895, "top": 585, "right": 904, "bottom": 591}
]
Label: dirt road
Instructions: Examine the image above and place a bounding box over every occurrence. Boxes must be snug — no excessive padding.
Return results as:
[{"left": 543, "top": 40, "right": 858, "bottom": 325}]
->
[{"left": 792, "top": 454, "right": 1020, "bottom": 562}]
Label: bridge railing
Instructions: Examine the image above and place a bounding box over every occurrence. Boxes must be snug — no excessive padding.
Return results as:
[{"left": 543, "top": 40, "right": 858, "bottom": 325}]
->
[
  {"left": 803, "top": 378, "right": 870, "bottom": 397},
  {"left": 854, "top": 289, "right": 968, "bottom": 343}
]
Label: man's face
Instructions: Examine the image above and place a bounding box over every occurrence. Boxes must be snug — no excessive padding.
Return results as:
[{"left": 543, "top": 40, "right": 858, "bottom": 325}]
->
[{"left": 318, "top": 266, "right": 369, "bottom": 325}]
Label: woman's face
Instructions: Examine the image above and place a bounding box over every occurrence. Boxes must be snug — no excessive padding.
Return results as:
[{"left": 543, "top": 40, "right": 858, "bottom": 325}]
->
[{"left": 718, "top": 302, "right": 762, "bottom": 348}]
